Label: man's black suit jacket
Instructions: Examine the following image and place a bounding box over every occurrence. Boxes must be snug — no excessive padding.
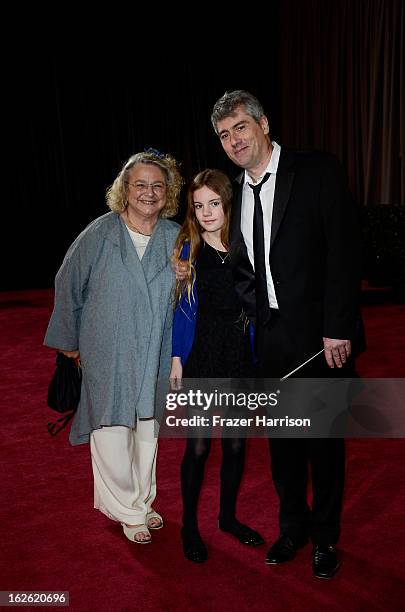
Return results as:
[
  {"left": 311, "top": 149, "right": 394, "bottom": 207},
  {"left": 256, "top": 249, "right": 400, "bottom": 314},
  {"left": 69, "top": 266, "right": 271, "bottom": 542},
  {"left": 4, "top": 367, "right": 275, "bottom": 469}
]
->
[{"left": 229, "top": 148, "right": 365, "bottom": 362}]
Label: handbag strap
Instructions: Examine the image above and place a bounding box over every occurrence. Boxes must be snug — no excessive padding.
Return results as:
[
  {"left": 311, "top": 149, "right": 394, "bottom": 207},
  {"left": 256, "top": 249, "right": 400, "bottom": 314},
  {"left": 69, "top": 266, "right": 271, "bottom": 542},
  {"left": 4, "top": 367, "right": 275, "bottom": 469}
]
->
[{"left": 47, "top": 412, "right": 75, "bottom": 436}]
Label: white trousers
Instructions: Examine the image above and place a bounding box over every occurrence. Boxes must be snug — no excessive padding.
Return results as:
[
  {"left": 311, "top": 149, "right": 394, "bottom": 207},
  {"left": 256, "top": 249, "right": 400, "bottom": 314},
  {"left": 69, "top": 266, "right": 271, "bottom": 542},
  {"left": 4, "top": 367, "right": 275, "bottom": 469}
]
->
[{"left": 90, "top": 421, "right": 158, "bottom": 525}]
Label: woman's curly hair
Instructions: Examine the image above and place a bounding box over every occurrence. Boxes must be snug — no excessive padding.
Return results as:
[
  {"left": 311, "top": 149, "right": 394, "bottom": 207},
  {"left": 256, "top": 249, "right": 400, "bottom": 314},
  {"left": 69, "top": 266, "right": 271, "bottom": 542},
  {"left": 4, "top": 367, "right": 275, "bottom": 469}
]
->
[{"left": 106, "top": 150, "right": 184, "bottom": 218}]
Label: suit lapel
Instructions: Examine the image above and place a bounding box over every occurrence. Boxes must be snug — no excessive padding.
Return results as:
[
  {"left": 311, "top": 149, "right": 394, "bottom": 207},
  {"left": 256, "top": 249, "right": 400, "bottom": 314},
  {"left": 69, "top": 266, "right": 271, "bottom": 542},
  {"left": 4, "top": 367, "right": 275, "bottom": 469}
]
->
[
  {"left": 230, "top": 174, "right": 244, "bottom": 248},
  {"left": 270, "top": 150, "right": 295, "bottom": 248},
  {"left": 230, "top": 173, "right": 252, "bottom": 267}
]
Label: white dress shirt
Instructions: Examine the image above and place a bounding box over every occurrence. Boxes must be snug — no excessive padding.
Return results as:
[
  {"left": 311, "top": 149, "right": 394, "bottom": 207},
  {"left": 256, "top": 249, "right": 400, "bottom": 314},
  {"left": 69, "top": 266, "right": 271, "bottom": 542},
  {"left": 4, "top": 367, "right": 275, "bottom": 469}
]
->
[{"left": 241, "top": 141, "right": 281, "bottom": 308}]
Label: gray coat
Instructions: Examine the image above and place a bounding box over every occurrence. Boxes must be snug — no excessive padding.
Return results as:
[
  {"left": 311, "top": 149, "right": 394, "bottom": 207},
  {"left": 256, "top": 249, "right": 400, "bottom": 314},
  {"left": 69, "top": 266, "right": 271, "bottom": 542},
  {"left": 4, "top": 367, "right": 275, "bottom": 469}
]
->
[{"left": 44, "top": 212, "right": 179, "bottom": 445}]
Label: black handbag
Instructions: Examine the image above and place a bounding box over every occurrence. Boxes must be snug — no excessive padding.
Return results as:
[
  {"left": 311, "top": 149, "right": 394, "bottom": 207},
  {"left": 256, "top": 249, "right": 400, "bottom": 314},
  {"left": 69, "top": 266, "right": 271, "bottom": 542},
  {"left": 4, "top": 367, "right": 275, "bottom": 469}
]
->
[{"left": 47, "top": 352, "right": 82, "bottom": 436}]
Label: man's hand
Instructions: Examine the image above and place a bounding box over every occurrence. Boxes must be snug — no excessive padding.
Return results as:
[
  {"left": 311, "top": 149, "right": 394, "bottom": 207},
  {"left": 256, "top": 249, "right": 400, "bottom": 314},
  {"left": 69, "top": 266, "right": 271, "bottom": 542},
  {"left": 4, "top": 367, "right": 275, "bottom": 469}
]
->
[
  {"left": 171, "top": 248, "right": 188, "bottom": 281},
  {"left": 323, "top": 338, "right": 351, "bottom": 368}
]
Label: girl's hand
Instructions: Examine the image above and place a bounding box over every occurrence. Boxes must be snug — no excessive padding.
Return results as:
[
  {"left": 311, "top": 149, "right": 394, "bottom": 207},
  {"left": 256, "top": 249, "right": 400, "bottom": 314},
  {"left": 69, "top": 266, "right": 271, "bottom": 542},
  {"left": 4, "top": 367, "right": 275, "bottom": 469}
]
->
[{"left": 169, "top": 357, "right": 183, "bottom": 390}]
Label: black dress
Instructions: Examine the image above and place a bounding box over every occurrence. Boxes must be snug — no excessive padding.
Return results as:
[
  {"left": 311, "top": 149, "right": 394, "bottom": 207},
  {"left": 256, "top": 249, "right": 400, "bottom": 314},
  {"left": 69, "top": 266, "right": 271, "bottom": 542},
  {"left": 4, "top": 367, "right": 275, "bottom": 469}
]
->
[
  {"left": 181, "top": 241, "right": 252, "bottom": 534},
  {"left": 183, "top": 241, "right": 251, "bottom": 378}
]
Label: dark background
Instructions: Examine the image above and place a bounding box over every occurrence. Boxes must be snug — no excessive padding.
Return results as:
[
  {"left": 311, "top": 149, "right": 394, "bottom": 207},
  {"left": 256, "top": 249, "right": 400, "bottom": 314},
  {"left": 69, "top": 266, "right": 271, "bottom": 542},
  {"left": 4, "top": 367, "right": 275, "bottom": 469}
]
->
[
  {"left": 3, "top": 0, "right": 404, "bottom": 292},
  {"left": 4, "top": 49, "right": 280, "bottom": 290}
]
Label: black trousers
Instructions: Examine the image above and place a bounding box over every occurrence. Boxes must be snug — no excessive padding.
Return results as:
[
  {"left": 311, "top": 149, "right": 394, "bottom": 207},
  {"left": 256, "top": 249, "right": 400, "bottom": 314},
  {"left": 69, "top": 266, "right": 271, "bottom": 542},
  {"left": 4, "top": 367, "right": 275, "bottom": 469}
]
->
[
  {"left": 257, "top": 310, "right": 353, "bottom": 545},
  {"left": 268, "top": 437, "right": 345, "bottom": 545}
]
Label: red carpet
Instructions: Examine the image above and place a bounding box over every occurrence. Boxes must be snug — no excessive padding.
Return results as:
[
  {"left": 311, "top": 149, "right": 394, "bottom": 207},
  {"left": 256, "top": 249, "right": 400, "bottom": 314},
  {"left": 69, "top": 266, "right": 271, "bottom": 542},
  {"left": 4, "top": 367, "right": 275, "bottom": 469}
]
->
[{"left": 1, "top": 289, "right": 404, "bottom": 611}]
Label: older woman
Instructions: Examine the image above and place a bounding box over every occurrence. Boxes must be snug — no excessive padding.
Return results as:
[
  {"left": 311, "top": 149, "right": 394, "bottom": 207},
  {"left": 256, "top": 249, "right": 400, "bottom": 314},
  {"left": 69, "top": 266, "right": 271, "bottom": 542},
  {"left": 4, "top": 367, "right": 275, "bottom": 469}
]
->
[{"left": 44, "top": 149, "right": 183, "bottom": 544}]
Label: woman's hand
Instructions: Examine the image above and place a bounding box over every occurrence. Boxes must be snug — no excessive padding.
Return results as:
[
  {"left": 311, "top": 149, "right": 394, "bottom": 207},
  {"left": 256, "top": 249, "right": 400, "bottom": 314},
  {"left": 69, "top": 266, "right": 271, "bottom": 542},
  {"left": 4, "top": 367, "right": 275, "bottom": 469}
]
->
[
  {"left": 171, "top": 248, "right": 188, "bottom": 281},
  {"left": 59, "top": 349, "right": 81, "bottom": 368},
  {"left": 169, "top": 357, "right": 183, "bottom": 390}
]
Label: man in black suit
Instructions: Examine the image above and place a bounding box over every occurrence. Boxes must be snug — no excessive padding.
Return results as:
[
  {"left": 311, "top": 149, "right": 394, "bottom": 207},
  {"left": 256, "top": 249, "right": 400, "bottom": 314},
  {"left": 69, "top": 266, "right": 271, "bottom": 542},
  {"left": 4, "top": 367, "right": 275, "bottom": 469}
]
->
[{"left": 210, "top": 90, "right": 363, "bottom": 578}]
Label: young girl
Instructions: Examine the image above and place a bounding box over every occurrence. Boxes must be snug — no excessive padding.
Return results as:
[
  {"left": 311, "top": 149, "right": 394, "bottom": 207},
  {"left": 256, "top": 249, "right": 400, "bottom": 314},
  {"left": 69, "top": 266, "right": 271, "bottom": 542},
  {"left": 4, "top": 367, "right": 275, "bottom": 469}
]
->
[{"left": 170, "top": 169, "right": 263, "bottom": 562}]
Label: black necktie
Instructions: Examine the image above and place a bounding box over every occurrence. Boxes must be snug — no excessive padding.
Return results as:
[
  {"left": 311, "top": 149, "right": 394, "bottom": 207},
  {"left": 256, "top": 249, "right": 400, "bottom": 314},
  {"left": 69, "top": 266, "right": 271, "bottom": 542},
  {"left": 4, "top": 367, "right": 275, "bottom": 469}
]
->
[{"left": 248, "top": 173, "right": 271, "bottom": 324}]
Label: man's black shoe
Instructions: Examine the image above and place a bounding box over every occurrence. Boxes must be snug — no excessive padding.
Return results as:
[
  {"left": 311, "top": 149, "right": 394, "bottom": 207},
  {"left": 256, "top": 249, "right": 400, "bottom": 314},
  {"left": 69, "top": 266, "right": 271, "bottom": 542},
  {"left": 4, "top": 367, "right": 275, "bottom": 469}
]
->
[
  {"left": 181, "top": 527, "right": 208, "bottom": 563},
  {"left": 265, "top": 535, "right": 307, "bottom": 564},
  {"left": 312, "top": 544, "right": 341, "bottom": 579},
  {"left": 219, "top": 519, "right": 265, "bottom": 546}
]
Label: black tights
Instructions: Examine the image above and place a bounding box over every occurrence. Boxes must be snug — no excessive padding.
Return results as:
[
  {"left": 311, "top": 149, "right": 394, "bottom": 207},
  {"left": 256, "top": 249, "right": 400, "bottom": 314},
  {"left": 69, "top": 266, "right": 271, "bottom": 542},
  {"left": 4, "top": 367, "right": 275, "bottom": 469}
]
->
[{"left": 181, "top": 437, "right": 246, "bottom": 531}]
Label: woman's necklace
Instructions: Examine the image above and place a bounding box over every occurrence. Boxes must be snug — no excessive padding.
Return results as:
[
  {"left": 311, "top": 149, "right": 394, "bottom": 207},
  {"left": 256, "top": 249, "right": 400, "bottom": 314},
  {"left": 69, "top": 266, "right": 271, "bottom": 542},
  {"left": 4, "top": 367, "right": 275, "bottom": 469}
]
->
[
  {"left": 204, "top": 241, "right": 229, "bottom": 264},
  {"left": 202, "top": 234, "right": 229, "bottom": 264},
  {"left": 213, "top": 248, "right": 229, "bottom": 264},
  {"left": 125, "top": 210, "right": 153, "bottom": 236}
]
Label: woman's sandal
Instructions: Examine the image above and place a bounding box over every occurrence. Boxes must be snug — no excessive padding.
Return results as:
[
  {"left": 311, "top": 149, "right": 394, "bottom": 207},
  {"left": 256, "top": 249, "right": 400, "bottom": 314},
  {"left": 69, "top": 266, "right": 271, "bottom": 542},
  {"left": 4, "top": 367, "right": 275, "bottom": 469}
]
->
[
  {"left": 122, "top": 523, "right": 151, "bottom": 544},
  {"left": 146, "top": 510, "right": 164, "bottom": 530}
]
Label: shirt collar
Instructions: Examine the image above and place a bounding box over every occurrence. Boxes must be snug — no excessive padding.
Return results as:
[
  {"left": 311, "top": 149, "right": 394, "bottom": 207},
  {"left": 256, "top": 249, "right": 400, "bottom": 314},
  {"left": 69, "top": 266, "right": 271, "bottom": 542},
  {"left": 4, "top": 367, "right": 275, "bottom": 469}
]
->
[{"left": 244, "top": 141, "right": 281, "bottom": 185}]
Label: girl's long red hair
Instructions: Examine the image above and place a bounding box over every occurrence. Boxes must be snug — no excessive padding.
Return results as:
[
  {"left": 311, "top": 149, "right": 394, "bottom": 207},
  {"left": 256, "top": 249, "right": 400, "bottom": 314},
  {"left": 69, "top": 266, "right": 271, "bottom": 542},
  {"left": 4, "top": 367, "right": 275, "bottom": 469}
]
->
[{"left": 174, "top": 169, "right": 233, "bottom": 305}]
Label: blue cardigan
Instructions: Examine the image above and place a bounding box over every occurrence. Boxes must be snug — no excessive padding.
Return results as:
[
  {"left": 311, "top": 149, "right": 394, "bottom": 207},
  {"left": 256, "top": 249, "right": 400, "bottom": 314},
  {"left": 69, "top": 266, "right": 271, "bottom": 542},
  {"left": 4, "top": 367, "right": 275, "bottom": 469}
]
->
[
  {"left": 172, "top": 242, "right": 198, "bottom": 365},
  {"left": 171, "top": 242, "right": 257, "bottom": 366}
]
